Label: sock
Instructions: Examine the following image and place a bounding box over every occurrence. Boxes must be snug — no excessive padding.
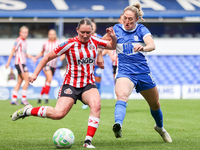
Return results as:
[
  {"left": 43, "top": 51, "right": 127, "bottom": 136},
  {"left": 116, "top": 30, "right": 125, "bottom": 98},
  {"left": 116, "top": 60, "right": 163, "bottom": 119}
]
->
[
  {"left": 40, "top": 86, "right": 46, "bottom": 96},
  {"left": 12, "top": 90, "right": 18, "bottom": 102},
  {"left": 21, "top": 90, "right": 27, "bottom": 101},
  {"left": 44, "top": 82, "right": 50, "bottom": 98},
  {"left": 150, "top": 108, "right": 163, "bottom": 128},
  {"left": 85, "top": 116, "right": 100, "bottom": 142},
  {"left": 114, "top": 100, "right": 127, "bottom": 125},
  {"left": 95, "top": 82, "right": 101, "bottom": 94},
  {"left": 28, "top": 106, "right": 48, "bottom": 118}
]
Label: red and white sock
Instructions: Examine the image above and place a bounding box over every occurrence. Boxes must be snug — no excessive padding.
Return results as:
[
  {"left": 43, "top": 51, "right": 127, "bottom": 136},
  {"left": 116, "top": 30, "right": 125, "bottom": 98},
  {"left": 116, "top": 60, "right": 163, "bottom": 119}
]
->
[
  {"left": 26, "top": 106, "right": 48, "bottom": 118},
  {"left": 85, "top": 116, "right": 100, "bottom": 142},
  {"left": 39, "top": 86, "right": 46, "bottom": 99},
  {"left": 45, "top": 82, "right": 50, "bottom": 99},
  {"left": 12, "top": 90, "right": 18, "bottom": 102},
  {"left": 21, "top": 90, "right": 27, "bottom": 101}
]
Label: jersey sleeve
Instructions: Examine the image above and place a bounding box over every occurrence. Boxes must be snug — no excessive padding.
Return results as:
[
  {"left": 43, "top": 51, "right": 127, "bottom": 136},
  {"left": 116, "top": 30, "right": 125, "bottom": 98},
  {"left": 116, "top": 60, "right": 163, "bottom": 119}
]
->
[
  {"left": 54, "top": 40, "right": 73, "bottom": 56},
  {"left": 13, "top": 40, "right": 22, "bottom": 51},
  {"left": 92, "top": 36, "right": 107, "bottom": 49},
  {"left": 139, "top": 25, "right": 152, "bottom": 40}
]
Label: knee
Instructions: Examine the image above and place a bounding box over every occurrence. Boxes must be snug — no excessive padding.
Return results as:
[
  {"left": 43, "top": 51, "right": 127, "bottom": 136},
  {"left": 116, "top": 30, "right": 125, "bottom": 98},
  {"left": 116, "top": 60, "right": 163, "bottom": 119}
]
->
[
  {"left": 90, "top": 101, "right": 101, "bottom": 113},
  {"left": 151, "top": 101, "right": 160, "bottom": 111},
  {"left": 52, "top": 111, "right": 66, "bottom": 120},
  {"left": 116, "top": 91, "right": 129, "bottom": 101}
]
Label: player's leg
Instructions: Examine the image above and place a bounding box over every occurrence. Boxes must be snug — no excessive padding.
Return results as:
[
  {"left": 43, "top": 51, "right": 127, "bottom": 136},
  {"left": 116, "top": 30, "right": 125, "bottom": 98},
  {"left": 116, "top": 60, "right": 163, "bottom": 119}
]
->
[
  {"left": 43, "top": 69, "right": 53, "bottom": 104},
  {"left": 11, "top": 96, "right": 74, "bottom": 121},
  {"left": 82, "top": 86, "right": 101, "bottom": 148},
  {"left": 20, "top": 71, "right": 30, "bottom": 105},
  {"left": 10, "top": 74, "right": 23, "bottom": 105},
  {"left": 113, "top": 77, "right": 134, "bottom": 138},
  {"left": 140, "top": 87, "right": 172, "bottom": 142}
]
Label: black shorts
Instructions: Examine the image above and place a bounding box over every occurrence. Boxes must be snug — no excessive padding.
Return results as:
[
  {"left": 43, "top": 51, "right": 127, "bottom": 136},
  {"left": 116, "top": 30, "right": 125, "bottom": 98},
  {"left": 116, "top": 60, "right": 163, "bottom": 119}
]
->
[
  {"left": 15, "top": 64, "right": 28, "bottom": 75},
  {"left": 43, "top": 65, "right": 56, "bottom": 76},
  {"left": 113, "top": 65, "right": 117, "bottom": 74},
  {"left": 58, "top": 83, "right": 97, "bottom": 104}
]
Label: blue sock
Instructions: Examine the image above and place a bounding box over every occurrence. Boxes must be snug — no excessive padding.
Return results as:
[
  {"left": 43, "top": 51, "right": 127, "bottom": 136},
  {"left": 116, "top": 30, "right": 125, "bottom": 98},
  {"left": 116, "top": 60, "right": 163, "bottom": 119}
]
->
[
  {"left": 150, "top": 108, "right": 163, "bottom": 128},
  {"left": 114, "top": 100, "right": 127, "bottom": 125},
  {"left": 95, "top": 82, "right": 101, "bottom": 94}
]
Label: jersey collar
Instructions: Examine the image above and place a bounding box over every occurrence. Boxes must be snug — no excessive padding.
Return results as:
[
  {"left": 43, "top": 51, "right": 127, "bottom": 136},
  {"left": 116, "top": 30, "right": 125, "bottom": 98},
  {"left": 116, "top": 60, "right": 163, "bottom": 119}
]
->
[{"left": 122, "top": 23, "right": 138, "bottom": 32}]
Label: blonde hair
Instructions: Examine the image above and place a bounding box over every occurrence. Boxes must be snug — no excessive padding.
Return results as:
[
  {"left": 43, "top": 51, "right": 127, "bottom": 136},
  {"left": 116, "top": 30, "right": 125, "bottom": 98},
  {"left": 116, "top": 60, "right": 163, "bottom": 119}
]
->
[
  {"left": 19, "top": 26, "right": 29, "bottom": 32},
  {"left": 123, "top": 3, "right": 145, "bottom": 21}
]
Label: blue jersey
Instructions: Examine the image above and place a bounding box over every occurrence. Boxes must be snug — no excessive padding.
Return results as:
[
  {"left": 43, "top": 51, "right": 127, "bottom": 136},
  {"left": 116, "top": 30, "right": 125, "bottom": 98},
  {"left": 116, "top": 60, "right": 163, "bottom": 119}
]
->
[{"left": 113, "top": 23, "right": 151, "bottom": 75}]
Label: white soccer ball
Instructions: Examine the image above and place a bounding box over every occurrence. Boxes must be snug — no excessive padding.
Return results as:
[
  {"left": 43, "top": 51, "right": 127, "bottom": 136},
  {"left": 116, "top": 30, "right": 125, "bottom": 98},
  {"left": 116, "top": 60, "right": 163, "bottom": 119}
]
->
[{"left": 53, "top": 128, "right": 75, "bottom": 148}]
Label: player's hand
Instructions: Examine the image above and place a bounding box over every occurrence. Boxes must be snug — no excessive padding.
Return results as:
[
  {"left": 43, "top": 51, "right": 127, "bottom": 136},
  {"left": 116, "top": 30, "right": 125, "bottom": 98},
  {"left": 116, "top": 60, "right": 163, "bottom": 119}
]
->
[
  {"left": 96, "top": 53, "right": 104, "bottom": 69},
  {"left": 106, "top": 27, "right": 116, "bottom": 39},
  {"left": 29, "top": 74, "right": 37, "bottom": 83},
  {"left": 134, "top": 44, "right": 144, "bottom": 52},
  {"left": 5, "top": 63, "right": 9, "bottom": 69}
]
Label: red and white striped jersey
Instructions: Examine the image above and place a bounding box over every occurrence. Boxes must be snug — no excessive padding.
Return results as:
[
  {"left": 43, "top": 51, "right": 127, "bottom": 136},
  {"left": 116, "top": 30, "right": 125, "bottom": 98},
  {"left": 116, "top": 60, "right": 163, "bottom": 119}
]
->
[
  {"left": 42, "top": 40, "right": 60, "bottom": 68},
  {"left": 112, "top": 50, "right": 118, "bottom": 66},
  {"left": 54, "top": 35, "right": 108, "bottom": 88},
  {"left": 13, "top": 37, "right": 27, "bottom": 65}
]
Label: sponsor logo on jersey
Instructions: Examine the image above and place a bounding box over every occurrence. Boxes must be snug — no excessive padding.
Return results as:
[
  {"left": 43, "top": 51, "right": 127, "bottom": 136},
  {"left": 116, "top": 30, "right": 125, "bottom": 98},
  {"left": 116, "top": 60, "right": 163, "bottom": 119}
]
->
[
  {"left": 64, "top": 88, "right": 73, "bottom": 94},
  {"left": 77, "top": 58, "right": 94, "bottom": 65},
  {"left": 123, "top": 43, "right": 134, "bottom": 55}
]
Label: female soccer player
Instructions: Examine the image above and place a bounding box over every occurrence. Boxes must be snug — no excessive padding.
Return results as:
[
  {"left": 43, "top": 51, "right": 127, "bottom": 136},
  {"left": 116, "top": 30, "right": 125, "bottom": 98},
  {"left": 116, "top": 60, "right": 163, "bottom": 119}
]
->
[
  {"left": 35, "top": 29, "right": 60, "bottom": 104},
  {"left": 6, "top": 26, "right": 35, "bottom": 105},
  {"left": 105, "top": 3, "right": 172, "bottom": 142},
  {"left": 11, "top": 18, "right": 117, "bottom": 148},
  {"left": 82, "top": 19, "right": 103, "bottom": 109}
]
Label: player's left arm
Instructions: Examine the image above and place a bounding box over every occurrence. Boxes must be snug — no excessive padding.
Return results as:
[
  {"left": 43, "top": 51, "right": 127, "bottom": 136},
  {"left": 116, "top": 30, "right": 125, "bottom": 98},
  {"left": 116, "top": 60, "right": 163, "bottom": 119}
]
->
[{"left": 134, "top": 35, "right": 155, "bottom": 52}]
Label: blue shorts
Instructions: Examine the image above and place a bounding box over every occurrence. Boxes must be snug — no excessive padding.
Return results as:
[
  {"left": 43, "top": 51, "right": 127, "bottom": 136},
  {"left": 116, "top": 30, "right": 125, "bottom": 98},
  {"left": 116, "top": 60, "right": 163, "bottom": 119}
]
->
[
  {"left": 94, "top": 65, "right": 102, "bottom": 77},
  {"left": 116, "top": 72, "right": 156, "bottom": 93}
]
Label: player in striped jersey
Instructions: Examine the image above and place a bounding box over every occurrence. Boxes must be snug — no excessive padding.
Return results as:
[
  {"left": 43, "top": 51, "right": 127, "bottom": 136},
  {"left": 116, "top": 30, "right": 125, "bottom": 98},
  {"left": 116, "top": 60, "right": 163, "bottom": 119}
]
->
[
  {"left": 82, "top": 19, "right": 103, "bottom": 110},
  {"left": 6, "top": 26, "right": 35, "bottom": 105},
  {"left": 34, "top": 29, "right": 60, "bottom": 104},
  {"left": 11, "top": 18, "right": 117, "bottom": 148}
]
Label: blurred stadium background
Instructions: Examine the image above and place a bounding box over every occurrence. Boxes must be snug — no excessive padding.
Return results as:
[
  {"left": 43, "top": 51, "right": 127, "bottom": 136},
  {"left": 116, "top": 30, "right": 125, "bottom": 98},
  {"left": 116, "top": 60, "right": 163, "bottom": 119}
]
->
[{"left": 0, "top": 0, "right": 200, "bottom": 100}]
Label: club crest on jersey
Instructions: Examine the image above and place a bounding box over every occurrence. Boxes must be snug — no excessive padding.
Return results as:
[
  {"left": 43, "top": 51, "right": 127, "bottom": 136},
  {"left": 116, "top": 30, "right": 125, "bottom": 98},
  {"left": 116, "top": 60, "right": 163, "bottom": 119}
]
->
[
  {"left": 134, "top": 35, "right": 139, "bottom": 41},
  {"left": 88, "top": 44, "right": 96, "bottom": 51},
  {"left": 64, "top": 88, "right": 73, "bottom": 94}
]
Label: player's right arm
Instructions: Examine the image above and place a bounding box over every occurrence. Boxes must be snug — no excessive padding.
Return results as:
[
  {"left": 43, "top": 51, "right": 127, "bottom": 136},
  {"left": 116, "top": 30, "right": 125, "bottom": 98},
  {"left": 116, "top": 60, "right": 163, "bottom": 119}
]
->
[
  {"left": 29, "top": 50, "right": 58, "bottom": 83},
  {"left": 5, "top": 48, "right": 15, "bottom": 69}
]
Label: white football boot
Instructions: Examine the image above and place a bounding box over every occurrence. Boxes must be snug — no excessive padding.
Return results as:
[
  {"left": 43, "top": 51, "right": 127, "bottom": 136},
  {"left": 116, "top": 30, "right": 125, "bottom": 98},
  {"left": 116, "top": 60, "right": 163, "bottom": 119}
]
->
[
  {"left": 11, "top": 104, "right": 33, "bottom": 121},
  {"left": 154, "top": 125, "right": 172, "bottom": 143},
  {"left": 83, "top": 140, "right": 95, "bottom": 148}
]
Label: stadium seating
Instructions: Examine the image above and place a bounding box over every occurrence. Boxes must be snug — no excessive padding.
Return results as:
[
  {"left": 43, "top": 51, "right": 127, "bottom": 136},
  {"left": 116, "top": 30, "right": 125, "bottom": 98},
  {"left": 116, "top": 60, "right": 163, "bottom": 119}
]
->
[
  {"left": 0, "top": 55, "right": 199, "bottom": 86},
  {"left": 147, "top": 55, "right": 200, "bottom": 85}
]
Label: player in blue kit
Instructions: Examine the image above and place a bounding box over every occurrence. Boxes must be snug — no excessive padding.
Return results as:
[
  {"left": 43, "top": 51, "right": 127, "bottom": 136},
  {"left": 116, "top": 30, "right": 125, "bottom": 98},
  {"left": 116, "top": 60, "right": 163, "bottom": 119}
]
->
[{"left": 103, "top": 3, "right": 172, "bottom": 142}]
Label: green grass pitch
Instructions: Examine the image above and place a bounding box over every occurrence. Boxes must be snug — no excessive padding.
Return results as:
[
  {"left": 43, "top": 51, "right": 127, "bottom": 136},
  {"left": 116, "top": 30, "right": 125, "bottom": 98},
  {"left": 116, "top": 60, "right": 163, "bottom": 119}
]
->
[{"left": 0, "top": 99, "right": 200, "bottom": 150}]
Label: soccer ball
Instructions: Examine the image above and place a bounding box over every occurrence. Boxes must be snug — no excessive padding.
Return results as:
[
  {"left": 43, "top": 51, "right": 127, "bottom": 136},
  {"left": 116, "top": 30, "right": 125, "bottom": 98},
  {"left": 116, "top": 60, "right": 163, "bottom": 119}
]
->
[{"left": 53, "top": 128, "right": 75, "bottom": 148}]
